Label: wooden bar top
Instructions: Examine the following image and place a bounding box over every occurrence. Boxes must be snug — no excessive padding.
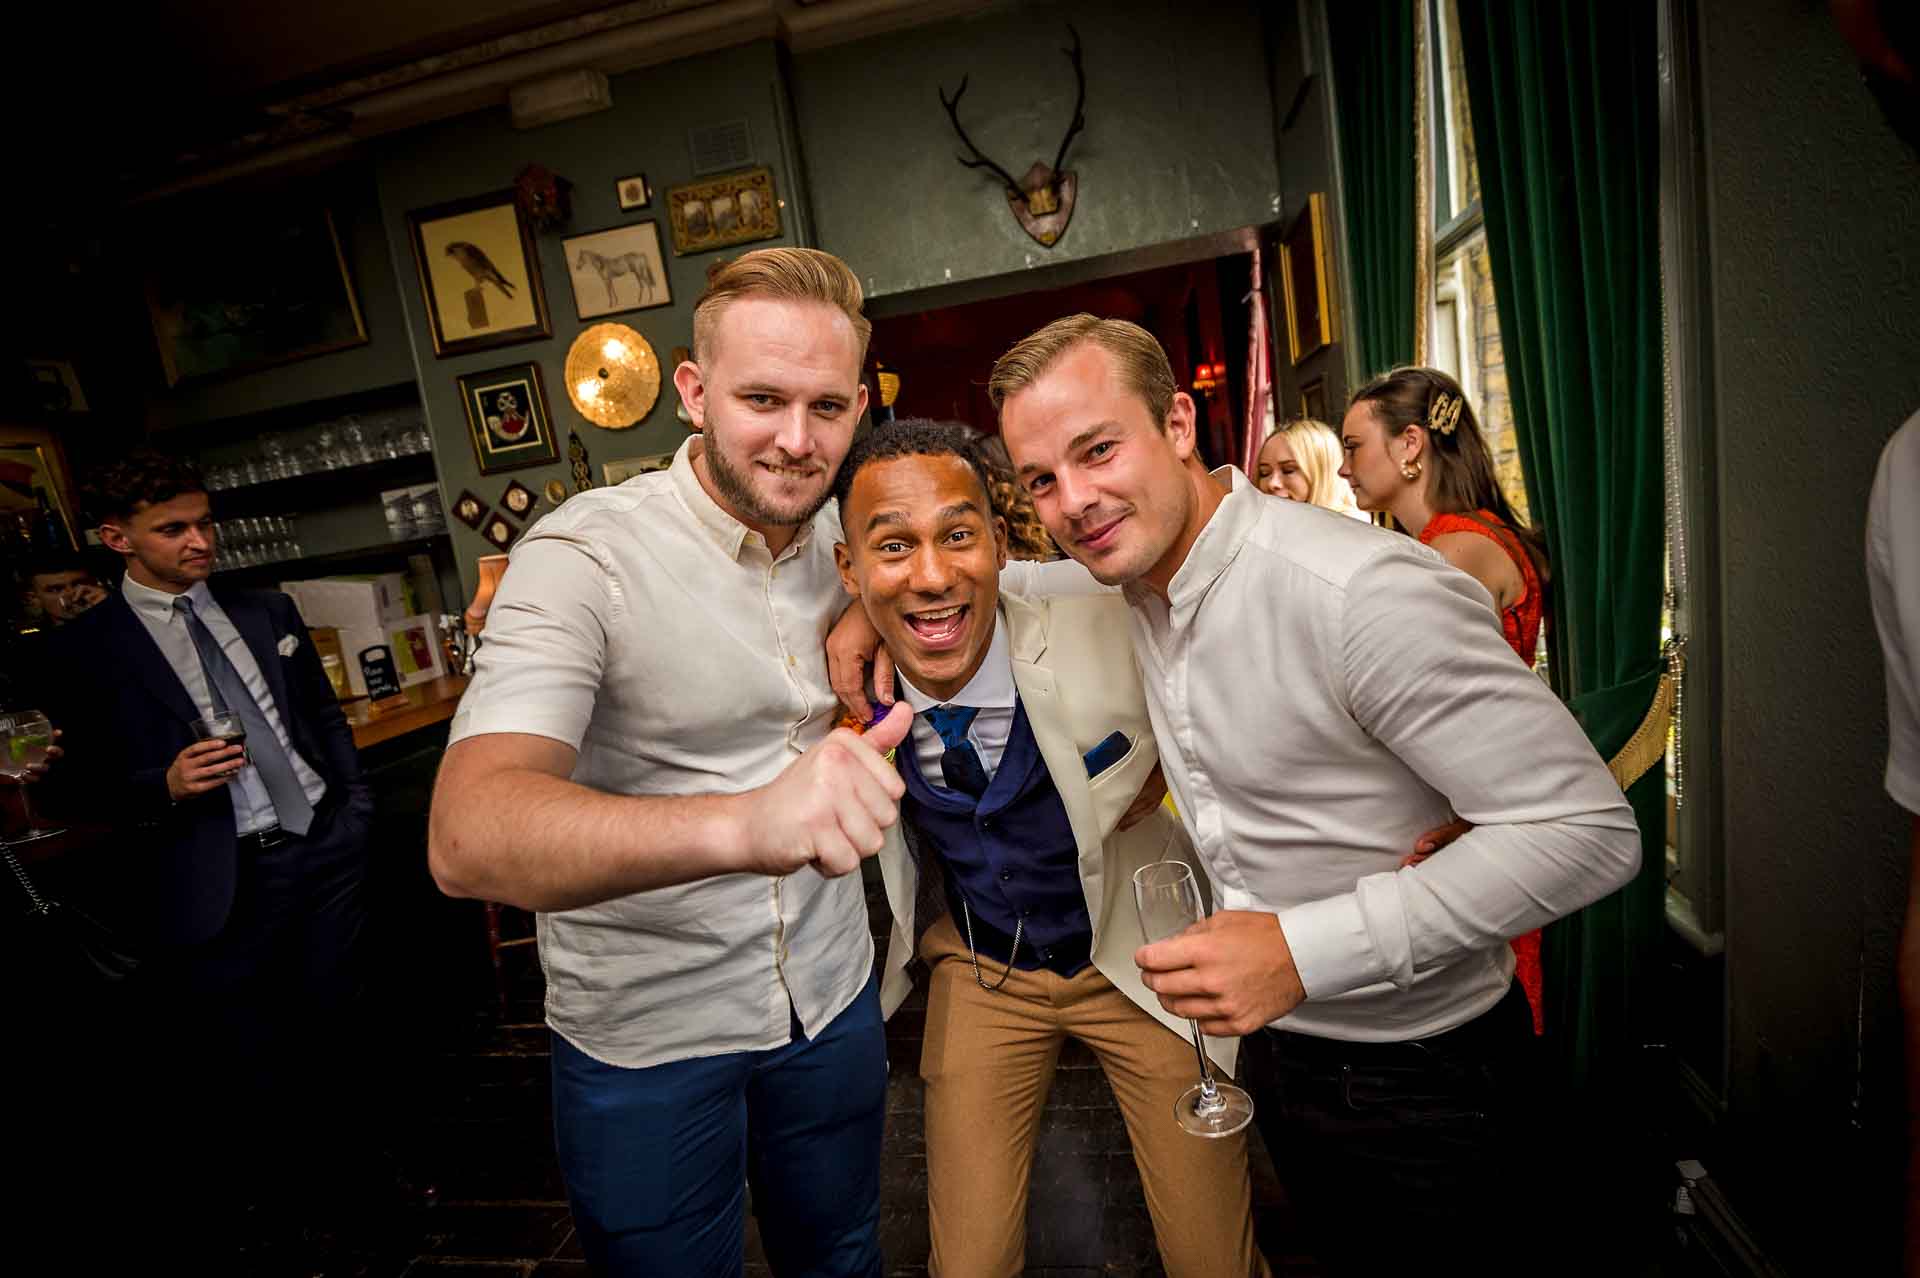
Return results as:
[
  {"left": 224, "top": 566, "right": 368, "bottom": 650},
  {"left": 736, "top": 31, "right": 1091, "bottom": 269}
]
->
[{"left": 345, "top": 674, "right": 470, "bottom": 749}]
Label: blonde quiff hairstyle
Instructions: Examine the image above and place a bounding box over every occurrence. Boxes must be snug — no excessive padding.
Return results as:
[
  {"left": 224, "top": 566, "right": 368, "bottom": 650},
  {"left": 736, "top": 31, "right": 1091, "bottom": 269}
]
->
[
  {"left": 691, "top": 248, "right": 872, "bottom": 365},
  {"left": 988, "top": 313, "right": 1177, "bottom": 428}
]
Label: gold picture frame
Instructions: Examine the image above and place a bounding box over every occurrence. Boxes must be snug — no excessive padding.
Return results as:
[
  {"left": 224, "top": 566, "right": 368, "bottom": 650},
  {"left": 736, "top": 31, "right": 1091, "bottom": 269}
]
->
[
  {"left": 0, "top": 427, "right": 81, "bottom": 550},
  {"left": 665, "top": 167, "right": 781, "bottom": 256},
  {"left": 602, "top": 453, "right": 675, "bottom": 486},
  {"left": 1280, "top": 192, "right": 1340, "bottom": 366},
  {"left": 406, "top": 190, "right": 552, "bottom": 359}
]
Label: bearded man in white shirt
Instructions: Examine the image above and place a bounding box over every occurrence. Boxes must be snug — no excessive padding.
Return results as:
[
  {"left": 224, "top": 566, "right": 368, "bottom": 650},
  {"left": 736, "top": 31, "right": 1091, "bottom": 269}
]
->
[
  {"left": 985, "top": 314, "right": 1641, "bottom": 1274},
  {"left": 429, "top": 249, "right": 920, "bottom": 1277}
]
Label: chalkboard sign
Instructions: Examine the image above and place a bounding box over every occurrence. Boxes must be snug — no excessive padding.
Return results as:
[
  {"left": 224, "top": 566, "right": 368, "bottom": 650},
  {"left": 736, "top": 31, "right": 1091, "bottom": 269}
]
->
[{"left": 358, "top": 643, "right": 406, "bottom": 706}]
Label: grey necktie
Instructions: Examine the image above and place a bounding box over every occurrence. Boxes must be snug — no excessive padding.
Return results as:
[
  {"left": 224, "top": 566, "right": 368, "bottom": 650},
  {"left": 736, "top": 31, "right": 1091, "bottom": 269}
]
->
[{"left": 175, "top": 595, "right": 315, "bottom": 836}]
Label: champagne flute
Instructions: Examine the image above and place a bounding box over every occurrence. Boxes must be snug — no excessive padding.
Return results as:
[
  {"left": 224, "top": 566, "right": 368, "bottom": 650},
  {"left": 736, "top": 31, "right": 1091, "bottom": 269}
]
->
[
  {"left": 0, "top": 710, "right": 66, "bottom": 842},
  {"left": 1132, "top": 860, "right": 1255, "bottom": 1138}
]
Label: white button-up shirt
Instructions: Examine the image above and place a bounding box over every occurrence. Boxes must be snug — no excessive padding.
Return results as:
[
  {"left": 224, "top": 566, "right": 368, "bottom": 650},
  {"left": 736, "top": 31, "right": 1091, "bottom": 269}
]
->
[
  {"left": 899, "top": 615, "right": 1017, "bottom": 783},
  {"left": 1870, "top": 410, "right": 1920, "bottom": 816},
  {"left": 1125, "top": 469, "right": 1640, "bottom": 1042},
  {"left": 122, "top": 575, "right": 328, "bottom": 835},
  {"left": 450, "top": 437, "right": 1076, "bottom": 1068}
]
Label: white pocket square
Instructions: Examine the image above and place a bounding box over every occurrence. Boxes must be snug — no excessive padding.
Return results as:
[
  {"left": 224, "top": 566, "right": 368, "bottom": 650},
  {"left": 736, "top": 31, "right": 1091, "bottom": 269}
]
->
[{"left": 277, "top": 634, "right": 300, "bottom": 657}]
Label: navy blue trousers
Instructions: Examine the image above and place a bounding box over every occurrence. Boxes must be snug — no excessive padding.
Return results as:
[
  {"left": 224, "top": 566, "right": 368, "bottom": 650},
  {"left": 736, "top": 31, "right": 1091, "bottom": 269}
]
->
[{"left": 551, "top": 974, "right": 888, "bottom": 1277}]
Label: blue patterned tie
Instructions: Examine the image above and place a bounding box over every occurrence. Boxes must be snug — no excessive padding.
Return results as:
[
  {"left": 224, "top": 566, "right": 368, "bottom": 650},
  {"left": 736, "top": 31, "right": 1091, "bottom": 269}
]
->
[
  {"left": 925, "top": 703, "right": 989, "bottom": 798},
  {"left": 176, "top": 596, "right": 315, "bottom": 836}
]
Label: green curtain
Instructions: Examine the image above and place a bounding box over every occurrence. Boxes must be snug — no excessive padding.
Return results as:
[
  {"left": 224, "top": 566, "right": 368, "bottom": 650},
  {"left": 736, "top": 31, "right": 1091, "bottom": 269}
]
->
[
  {"left": 1328, "top": 0, "right": 1417, "bottom": 378},
  {"left": 1453, "top": 0, "right": 1667, "bottom": 1096}
]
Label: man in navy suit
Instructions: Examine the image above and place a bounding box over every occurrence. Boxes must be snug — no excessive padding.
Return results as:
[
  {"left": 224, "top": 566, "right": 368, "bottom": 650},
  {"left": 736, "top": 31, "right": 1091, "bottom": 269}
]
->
[{"left": 45, "top": 449, "right": 374, "bottom": 1249}]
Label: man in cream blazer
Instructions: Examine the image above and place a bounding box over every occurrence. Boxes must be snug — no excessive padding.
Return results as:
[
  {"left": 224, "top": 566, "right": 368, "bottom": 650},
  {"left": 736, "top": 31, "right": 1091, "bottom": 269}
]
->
[{"left": 832, "top": 420, "right": 1267, "bottom": 1278}]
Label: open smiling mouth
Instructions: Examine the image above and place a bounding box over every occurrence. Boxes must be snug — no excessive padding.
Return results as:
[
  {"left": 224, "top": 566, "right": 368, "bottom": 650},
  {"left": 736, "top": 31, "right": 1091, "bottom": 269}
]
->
[
  {"left": 905, "top": 603, "right": 969, "bottom": 649},
  {"left": 759, "top": 461, "right": 819, "bottom": 482}
]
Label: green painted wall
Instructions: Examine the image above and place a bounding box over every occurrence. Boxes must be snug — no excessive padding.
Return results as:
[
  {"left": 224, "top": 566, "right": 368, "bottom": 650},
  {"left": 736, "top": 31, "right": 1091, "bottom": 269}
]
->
[
  {"left": 791, "top": 0, "right": 1280, "bottom": 301},
  {"left": 1698, "top": 0, "right": 1920, "bottom": 1267},
  {"left": 371, "top": 40, "right": 804, "bottom": 605}
]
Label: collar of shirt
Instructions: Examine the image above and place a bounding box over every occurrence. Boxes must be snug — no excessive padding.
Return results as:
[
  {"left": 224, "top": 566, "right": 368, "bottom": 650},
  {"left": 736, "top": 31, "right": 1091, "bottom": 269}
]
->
[
  {"left": 122, "top": 573, "right": 209, "bottom": 626},
  {"left": 897, "top": 611, "right": 1016, "bottom": 714},
  {"left": 668, "top": 435, "right": 818, "bottom": 563},
  {"left": 1124, "top": 466, "right": 1260, "bottom": 630}
]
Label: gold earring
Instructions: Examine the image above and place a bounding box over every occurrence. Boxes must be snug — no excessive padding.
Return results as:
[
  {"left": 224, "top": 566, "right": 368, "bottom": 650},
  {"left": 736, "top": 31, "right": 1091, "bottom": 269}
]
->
[{"left": 1401, "top": 459, "right": 1422, "bottom": 481}]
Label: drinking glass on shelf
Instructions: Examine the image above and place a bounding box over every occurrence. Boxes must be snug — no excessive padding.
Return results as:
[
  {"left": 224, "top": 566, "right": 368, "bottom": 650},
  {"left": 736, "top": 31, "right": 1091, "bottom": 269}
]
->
[
  {"left": 1131, "top": 861, "right": 1256, "bottom": 1138},
  {"left": 0, "top": 710, "right": 66, "bottom": 842},
  {"left": 343, "top": 418, "right": 375, "bottom": 466}
]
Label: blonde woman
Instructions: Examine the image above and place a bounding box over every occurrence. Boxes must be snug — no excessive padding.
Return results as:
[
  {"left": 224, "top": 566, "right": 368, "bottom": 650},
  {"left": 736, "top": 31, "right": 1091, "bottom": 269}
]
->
[{"left": 1255, "top": 418, "right": 1366, "bottom": 518}]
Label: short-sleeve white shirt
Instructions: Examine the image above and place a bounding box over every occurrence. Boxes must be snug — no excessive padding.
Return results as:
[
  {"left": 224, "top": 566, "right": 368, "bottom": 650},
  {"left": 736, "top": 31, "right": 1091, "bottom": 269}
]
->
[
  {"left": 449, "top": 437, "right": 872, "bottom": 1068},
  {"left": 1869, "top": 411, "right": 1920, "bottom": 815}
]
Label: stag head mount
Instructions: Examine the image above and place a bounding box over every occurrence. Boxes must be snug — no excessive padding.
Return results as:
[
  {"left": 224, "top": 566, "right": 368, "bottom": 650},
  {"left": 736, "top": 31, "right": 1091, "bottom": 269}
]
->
[{"left": 939, "top": 26, "right": 1086, "bottom": 248}]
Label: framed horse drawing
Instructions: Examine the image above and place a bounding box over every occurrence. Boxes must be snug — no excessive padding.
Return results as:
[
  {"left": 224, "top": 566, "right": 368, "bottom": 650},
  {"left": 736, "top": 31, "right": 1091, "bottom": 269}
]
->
[{"left": 560, "top": 221, "right": 673, "bottom": 321}]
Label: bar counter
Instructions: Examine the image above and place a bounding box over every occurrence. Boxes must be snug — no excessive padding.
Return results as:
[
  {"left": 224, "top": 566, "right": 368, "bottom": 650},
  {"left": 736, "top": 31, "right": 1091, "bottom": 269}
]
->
[{"left": 344, "top": 674, "right": 470, "bottom": 750}]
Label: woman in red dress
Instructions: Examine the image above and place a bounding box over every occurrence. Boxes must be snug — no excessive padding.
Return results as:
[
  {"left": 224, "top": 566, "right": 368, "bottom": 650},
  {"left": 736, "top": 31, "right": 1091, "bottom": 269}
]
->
[{"left": 1337, "top": 365, "right": 1551, "bottom": 1032}]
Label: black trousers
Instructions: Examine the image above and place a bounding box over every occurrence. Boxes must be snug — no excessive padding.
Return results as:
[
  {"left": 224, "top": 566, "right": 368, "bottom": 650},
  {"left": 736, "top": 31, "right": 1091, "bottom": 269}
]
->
[
  {"left": 1240, "top": 980, "right": 1546, "bottom": 1276},
  {"left": 122, "top": 798, "right": 375, "bottom": 1252}
]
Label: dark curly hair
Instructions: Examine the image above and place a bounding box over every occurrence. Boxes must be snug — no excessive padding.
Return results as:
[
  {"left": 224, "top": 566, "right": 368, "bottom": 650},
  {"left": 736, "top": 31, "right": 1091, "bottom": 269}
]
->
[
  {"left": 86, "top": 450, "right": 206, "bottom": 523},
  {"left": 833, "top": 418, "right": 996, "bottom": 528}
]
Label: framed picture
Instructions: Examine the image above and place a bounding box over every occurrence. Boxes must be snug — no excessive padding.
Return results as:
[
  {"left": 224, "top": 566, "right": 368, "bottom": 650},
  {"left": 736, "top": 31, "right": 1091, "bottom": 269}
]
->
[
  {"left": 144, "top": 207, "right": 368, "bottom": 387},
  {"left": 407, "top": 190, "right": 551, "bottom": 358},
  {"left": 1299, "top": 376, "right": 1329, "bottom": 422},
  {"left": 616, "top": 174, "right": 651, "bottom": 211},
  {"left": 1280, "top": 192, "right": 1339, "bottom": 366},
  {"left": 451, "top": 490, "right": 490, "bottom": 530},
  {"left": 481, "top": 511, "right": 520, "bottom": 551},
  {"left": 499, "top": 479, "right": 537, "bottom": 520},
  {"left": 666, "top": 167, "right": 780, "bottom": 256},
  {"left": 456, "top": 362, "right": 561, "bottom": 475},
  {"left": 0, "top": 427, "right": 81, "bottom": 550},
  {"left": 561, "top": 222, "right": 672, "bottom": 320},
  {"left": 603, "top": 453, "right": 675, "bottom": 486}
]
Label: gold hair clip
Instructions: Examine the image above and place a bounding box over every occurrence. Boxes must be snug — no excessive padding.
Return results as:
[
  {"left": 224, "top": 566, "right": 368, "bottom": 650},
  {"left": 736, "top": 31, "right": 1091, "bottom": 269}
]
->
[{"left": 1429, "top": 391, "right": 1463, "bottom": 437}]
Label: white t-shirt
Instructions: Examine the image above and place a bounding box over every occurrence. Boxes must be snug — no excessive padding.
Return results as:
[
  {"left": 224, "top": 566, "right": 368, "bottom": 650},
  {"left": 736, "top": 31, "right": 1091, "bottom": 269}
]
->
[{"left": 1868, "top": 410, "right": 1920, "bottom": 815}]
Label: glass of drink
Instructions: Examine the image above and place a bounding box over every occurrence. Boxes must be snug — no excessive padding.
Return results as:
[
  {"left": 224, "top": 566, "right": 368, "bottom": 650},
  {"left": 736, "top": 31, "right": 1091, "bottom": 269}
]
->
[
  {"left": 190, "top": 713, "right": 249, "bottom": 765},
  {"left": 0, "top": 710, "right": 65, "bottom": 841},
  {"left": 1132, "top": 860, "right": 1256, "bottom": 1138}
]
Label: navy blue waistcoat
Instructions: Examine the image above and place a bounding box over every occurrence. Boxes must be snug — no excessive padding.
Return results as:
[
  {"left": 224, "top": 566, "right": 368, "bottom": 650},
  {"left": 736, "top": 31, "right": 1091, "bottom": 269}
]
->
[{"left": 899, "top": 696, "right": 1094, "bottom": 974}]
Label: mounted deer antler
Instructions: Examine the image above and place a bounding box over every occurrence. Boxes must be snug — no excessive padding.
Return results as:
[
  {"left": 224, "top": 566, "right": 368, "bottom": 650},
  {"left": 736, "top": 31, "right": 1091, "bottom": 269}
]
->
[
  {"left": 936, "top": 25, "right": 1088, "bottom": 248},
  {"left": 939, "top": 75, "right": 1027, "bottom": 201}
]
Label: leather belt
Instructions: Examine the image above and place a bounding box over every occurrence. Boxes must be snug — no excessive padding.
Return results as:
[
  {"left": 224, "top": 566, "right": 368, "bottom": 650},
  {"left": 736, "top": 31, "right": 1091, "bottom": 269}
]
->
[{"left": 237, "top": 825, "right": 290, "bottom": 852}]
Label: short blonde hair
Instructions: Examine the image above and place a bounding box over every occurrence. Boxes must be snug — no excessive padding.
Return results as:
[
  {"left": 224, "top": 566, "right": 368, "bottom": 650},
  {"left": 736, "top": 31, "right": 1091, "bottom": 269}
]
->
[
  {"left": 692, "top": 247, "right": 872, "bottom": 365},
  {"left": 987, "top": 313, "right": 1176, "bottom": 428},
  {"left": 1270, "top": 418, "right": 1358, "bottom": 513}
]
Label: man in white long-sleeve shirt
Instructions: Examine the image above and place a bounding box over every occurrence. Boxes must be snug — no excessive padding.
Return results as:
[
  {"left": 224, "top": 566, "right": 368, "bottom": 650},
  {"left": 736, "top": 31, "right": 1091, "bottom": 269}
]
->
[{"left": 991, "top": 314, "right": 1641, "bottom": 1274}]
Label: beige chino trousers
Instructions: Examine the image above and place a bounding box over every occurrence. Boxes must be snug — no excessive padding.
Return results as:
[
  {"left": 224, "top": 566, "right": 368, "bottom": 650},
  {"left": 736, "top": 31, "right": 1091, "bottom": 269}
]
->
[{"left": 917, "top": 914, "right": 1270, "bottom": 1278}]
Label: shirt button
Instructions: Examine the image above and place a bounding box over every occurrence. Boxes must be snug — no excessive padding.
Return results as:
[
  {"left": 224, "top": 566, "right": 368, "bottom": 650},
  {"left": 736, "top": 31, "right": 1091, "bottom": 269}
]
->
[{"left": 999, "top": 870, "right": 1012, "bottom": 882}]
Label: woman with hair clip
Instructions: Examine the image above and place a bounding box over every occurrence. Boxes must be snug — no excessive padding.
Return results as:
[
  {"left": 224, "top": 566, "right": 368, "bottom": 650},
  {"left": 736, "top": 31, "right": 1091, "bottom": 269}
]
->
[
  {"left": 1338, "top": 365, "right": 1551, "bottom": 1031},
  {"left": 1254, "top": 418, "right": 1368, "bottom": 518}
]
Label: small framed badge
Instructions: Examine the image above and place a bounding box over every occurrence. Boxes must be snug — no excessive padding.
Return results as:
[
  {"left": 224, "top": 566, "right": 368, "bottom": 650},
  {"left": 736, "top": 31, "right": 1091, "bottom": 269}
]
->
[
  {"left": 451, "top": 490, "right": 489, "bottom": 530},
  {"left": 499, "top": 479, "right": 536, "bottom": 520},
  {"left": 481, "top": 512, "right": 520, "bottom": 551},
  {"left": 456, "top": 361, "right": 560, "bottom": 475},
  {"left": 615, "top": 174, "right": 651, "bottom": 211}
]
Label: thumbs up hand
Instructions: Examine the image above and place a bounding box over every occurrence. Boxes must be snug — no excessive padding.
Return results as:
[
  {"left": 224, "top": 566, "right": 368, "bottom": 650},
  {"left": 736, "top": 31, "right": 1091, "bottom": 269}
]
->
[{"left": 739, "top": 702, "right": 915, "bottom": 878}]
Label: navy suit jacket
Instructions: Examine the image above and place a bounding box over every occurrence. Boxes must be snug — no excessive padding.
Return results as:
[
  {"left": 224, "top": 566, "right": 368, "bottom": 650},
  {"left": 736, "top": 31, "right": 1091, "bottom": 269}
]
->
[{"left": 46, "top": 587, "right": 369, "bottom": 946}]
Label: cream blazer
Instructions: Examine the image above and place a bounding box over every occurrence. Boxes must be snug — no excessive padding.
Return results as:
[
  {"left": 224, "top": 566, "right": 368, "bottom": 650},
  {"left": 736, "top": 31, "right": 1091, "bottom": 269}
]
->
[{"left": 875, "top": 590, "right": 1237, "bottom": 1075}]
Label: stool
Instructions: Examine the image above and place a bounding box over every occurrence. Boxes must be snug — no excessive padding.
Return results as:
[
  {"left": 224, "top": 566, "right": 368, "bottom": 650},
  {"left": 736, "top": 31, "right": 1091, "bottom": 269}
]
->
[{"left": 482, "top": 899, "right": 538, "bottom": 1018}]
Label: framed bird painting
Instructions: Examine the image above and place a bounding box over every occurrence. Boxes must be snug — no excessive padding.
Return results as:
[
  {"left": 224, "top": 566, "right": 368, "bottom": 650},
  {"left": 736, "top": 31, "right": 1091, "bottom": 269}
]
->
[{"left": 406, "top": 190, "right": 552, "bottom": 358}]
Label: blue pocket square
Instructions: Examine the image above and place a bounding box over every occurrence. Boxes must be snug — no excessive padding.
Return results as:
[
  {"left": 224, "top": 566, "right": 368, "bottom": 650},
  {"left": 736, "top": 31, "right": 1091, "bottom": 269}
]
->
[{"left": 1083, "top": 731, "right": 1131, "bottom": 777}]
